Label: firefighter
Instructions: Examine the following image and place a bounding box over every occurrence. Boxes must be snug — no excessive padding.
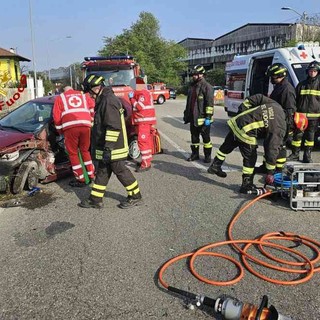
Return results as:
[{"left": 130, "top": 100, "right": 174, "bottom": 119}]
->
[
  {"left": 79, "top": 74, "right": 142, "bottom": 209},
  {"left": 255, "top": 63, "right": 296, "bottom": 173},
  {"left": 207, "top": 94, "right": 288, "bottom": 193},
  {"left": 53, "top": 85, "right": 95, "bottom": 187},
  {"left": 183, "top": 65, "right": 214, "bottom": 163},
  {"left": 128, "top": 88, "right": 157, "bottom": 172},
  {"left": 288, "top": 60, "right": 320, "bottom": 163}
]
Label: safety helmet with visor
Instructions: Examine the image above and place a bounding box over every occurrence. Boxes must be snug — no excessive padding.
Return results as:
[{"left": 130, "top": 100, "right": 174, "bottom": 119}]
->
[
  {"left": 81, "top": 74, "right": 105, "bottom": 94},
  {"left": 266, "top": 63, "right": 287, "bottom": 78},
  {"left": 192, "top": 65, "right": 205, "bottom": 75},
  {"left": 306, "top": 61, "right": 320, "bottom": 75}
]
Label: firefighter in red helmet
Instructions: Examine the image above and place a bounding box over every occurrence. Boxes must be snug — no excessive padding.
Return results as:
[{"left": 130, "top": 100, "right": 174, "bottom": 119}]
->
[
  {"left": 128, "top": 80, "right": 157, "bottom": 172},
  {"left": 53, "top": 85, "right": 95, "bottom": 187}
]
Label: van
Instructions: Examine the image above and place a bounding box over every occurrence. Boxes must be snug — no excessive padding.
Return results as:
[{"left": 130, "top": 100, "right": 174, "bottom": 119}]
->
[{"left": 224, "top": 43, "right": 320, "bottom": 116}]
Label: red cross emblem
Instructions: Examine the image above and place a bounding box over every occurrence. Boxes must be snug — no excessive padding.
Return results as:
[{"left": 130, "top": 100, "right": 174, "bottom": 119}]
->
[
  {"left": 300, "top": 51, "right": 308, "bottom": 59},
  {"left": 68, "top": 96, "right": 82, "bottom": 107}
]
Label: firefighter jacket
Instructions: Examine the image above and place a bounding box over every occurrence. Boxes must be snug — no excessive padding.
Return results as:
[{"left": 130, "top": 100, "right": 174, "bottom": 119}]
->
[
  {"left": 184, "top": 78, "right": 214, "bottom": 127},
  {"left": 53, "top": 89, "right": 94, "bottom": 134},
  {"left": 296, "top": 75, "right": 320, "bottom": 117},
  {"left": 130, "top": 89, "right": 157, "bottom": 125},
  {"left": 270, "top": 78, "right": 296, "bottom": 132},
  {"left": 91, "top": 86, "right": 128, "bottom": 162},
  {"left": 228, "top": 94, "right": 286, "bottom": 172}
]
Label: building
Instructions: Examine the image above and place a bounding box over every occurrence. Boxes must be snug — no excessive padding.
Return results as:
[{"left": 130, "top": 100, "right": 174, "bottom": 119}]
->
[
  {"left": 179, "top": 23, "right": 320, "bottom": 71},
  {"left": 0, "top": 47, "right": 30, "bottom": 83}
]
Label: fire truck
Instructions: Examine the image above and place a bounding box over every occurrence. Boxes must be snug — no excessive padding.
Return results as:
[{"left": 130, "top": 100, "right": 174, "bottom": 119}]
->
[
  {"left": 147, "top": 82, "right": 170, "bottom": 104},
  {"left": 81, "top": 55, "right": 144, "bottom": 103},
  {"left": 81, "top": 55, "right": 144, "bottom": 159}
]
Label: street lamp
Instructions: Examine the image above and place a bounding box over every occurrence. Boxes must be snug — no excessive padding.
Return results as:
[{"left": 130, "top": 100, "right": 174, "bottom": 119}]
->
[
  {"left": 281, "top": 7, "right": 307, "bottom": 41},
  {"left": 28, "top": 0, "right": 38, "bottom": 98}
]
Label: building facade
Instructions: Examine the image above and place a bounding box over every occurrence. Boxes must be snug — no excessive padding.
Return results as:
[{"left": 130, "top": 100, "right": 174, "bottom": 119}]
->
[{"left": 179, "top": 23, "right": 320, "bottom": 71}]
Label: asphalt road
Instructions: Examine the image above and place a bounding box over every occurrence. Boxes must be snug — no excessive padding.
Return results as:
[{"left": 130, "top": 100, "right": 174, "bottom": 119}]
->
[{"left": 0, "top": 99, "right": 319, "bottom": 320}]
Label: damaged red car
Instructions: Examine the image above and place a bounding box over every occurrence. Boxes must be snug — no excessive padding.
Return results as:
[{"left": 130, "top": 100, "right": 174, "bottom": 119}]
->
[{"left": 0, "top": 95, "right": 138, "bottom": 194}]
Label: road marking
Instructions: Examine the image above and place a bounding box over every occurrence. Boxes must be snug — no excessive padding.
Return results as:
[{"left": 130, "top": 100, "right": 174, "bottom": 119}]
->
[{"left": 157, "top": 129, "right": 238, "bottom": 172}]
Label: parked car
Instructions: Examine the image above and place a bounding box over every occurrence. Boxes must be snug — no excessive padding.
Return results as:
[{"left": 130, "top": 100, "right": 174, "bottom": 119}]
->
[
  {"left": 0, "top": 95, "right": 138, "bottom": 194},
  {"left": 168, "top": 87, "right": 176, "bottom": 99}
]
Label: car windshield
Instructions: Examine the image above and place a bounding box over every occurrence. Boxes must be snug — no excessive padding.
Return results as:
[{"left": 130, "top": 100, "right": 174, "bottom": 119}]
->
[
  {"left": 0, "top": 100, "right": 53, "bottom": 133},
  {"left": 86, "top": 68, "right": 135, "bottom": 86}
]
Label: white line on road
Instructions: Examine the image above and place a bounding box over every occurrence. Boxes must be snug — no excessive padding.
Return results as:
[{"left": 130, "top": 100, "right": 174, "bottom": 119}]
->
[{"left": 158, "top": 127, "right": 238, "bottom": 173}]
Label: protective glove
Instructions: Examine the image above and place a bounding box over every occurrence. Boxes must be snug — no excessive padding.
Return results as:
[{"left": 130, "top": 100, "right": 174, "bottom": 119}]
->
[
  {"left": 265, "top": 173, "right": 274, "bottom": 186},
  {"left": 204, "top": 118, "right": 211, "bottom": 126},
  {"left": 103, "top": 148, "right": 112, "bottom": 163},
  {"left": 128, "top": 91, "right": 134, "bottom": 99}
]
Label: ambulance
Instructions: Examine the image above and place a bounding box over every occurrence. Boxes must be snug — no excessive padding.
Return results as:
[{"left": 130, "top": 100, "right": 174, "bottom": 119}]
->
[{"left": 224, "top": 42, "right": 320, "bottom": 116}]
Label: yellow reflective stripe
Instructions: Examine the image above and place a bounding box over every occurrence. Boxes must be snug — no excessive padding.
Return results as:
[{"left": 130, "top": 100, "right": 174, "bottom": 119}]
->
[
  {"left": 198, "top": 118, "right": 205, "bottom": 125},
  {"left": 243, "top": 100, "right": 252, "bottom": 108},
  {"left": 266, "top": 163, "right": 276, "bottom": 170},
  {"left": 191, "top": 143, "right": 200, "bottom": 147},
  {"left": 133, "top": 188, "right": 140, "bottom": 194},
  {"left": 91, "top": 190, "right": 104, "bottom": 198},
  {"left": 276, "top": 158, "right": 286, "bottom": 164},
  {"left": 217, "top": 150, "right": 227, "bottom": 158},
  {"left": 300, "top": 89, "right": 320, "bottom": 96},
  {"left": 242, "top": 121, "right": 264, "bottom": 133},
  {"left": 92, "top": 184, "right": 106, "bottom": 191},
  {"left": 292, "top": 140, "right": 301, "bottom": 147},
  {"left": 203, "top": 142, "right": 212, "bottom": 148},
  {"left": 243, "top": 166, "right": 254, "bottom": 174},
  {"left": 126, "top": 180, "right": 138, "bottom": 191},
  {"left": 206, "top": 106, "right": 214, "bottom": 113},
  {"left": 106, "top": 131, "right": 120, "bottom": 137},
  {"left": 228, "top": 119, "right": 257, "bottom": 145},
  {"left": 111, "top": 152, "right": 128, "bottom": 160},
  {"left": 106, "top": 136, "right": 118, "bottom": 142},
  {"left": 276, "top": 163, "right": 285, "bottom": 168},
  {"left": 305, "top": 113, "right": 320, "bottom": 118},
  {"left": 305, "top": 140, "right": 314, "bottom": 146}
]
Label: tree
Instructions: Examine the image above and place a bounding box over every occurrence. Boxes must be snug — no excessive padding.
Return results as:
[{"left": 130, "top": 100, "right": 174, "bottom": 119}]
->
[
  {"left": 205, "top": 68, "right": 225, "bottom": 86},
  {"left": 99, "top": 12, "right": 187, "bottom": 87}
]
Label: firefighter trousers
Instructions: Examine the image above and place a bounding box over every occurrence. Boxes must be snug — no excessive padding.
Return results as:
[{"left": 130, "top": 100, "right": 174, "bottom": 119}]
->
[
  {"left": 190, "top": 122, "right": 212, "bottom": 151},
  {"left": 64, "top": 127, "right": 95, "bottom": 182},
  {"left": 214, "top": 130, "right": 257, "bottom": 175},
  {"left": 291, "top": 118, "right": 319, "bottom": 149},
  {"left": 137, "top": 124, "right": 153, "bottom": 168},
  {"left": 89, "top": 160, "right": 140, "bottom": 204}
]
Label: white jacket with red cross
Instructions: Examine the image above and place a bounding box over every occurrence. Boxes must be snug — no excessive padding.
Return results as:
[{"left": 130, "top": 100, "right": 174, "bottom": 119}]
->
[
  {"left": 53, "top": 89, "right": 95, "bottom": 134},
  {"left": 130, "top": 89, "right": 157, "bottom": 125}
]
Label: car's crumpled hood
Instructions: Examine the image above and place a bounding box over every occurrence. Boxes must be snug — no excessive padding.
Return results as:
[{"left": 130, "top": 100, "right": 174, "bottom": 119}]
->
[{"left": 0, "top": 130, "right": 34, "bottom": 150}]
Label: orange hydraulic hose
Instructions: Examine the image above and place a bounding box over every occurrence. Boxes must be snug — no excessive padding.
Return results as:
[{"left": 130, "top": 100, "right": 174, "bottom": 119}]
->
[{"left": 159, "top": 191, "right": 320, "bottom": 290}]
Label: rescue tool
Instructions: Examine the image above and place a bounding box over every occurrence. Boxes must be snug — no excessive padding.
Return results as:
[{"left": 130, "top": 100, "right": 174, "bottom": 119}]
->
[{"left": 167, "top": 287, "right": 292, "bottom": 320}]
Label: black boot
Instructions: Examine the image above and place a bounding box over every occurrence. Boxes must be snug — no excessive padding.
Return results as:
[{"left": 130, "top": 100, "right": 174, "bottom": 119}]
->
[
  {"left": 239, "top": 174, "right": 256, "bottom": 194},
  {"left": 303, "top": 147, "right": 313, "bottom": 163},
  {"left": 203, "top": 147, "right": 212, "bottom": 163},
  {"left": 254, "top": 162, "right": 267, "bottom": 174},
  {"left": 287, "top": 146, "right": 300, "bottom": 161},
  {"left": 119, "top": 193, "right": 143, "bottom": 209},
  {"left": 207, "top": 158, "right": 227, "bottom": 178},
  {"left": 187, "top": 145, "right": 199, "bottom": 161}
]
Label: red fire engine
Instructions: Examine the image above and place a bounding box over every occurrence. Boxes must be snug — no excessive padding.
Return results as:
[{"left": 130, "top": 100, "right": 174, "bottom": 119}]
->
[
  {"left": 81, "top": 55, "right": 143, "bottom": 103},
  {"left": 147, "top": 82, "right": 170, "bottom": 105}
]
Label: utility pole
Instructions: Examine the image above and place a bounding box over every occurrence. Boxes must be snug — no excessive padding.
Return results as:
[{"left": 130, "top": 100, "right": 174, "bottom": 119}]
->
[{"left": 28, "top": 0, "right": 38, "bottom": 98}]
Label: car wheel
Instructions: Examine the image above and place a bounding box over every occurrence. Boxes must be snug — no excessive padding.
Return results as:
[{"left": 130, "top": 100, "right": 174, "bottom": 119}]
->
[
  {"left": 12, "top": 161, "right": 39, "bottom": 194},
  {"left": 157, "top": 95, "right": 165, "bottom": 105},
  {"left": 128, "top": 136, "right": 141, "bottom": 160}
]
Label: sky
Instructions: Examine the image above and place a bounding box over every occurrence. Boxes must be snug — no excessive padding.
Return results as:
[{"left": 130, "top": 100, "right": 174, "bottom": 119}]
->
[{"left": 1, "top": 0, "right": 319, "bottom": 72}]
